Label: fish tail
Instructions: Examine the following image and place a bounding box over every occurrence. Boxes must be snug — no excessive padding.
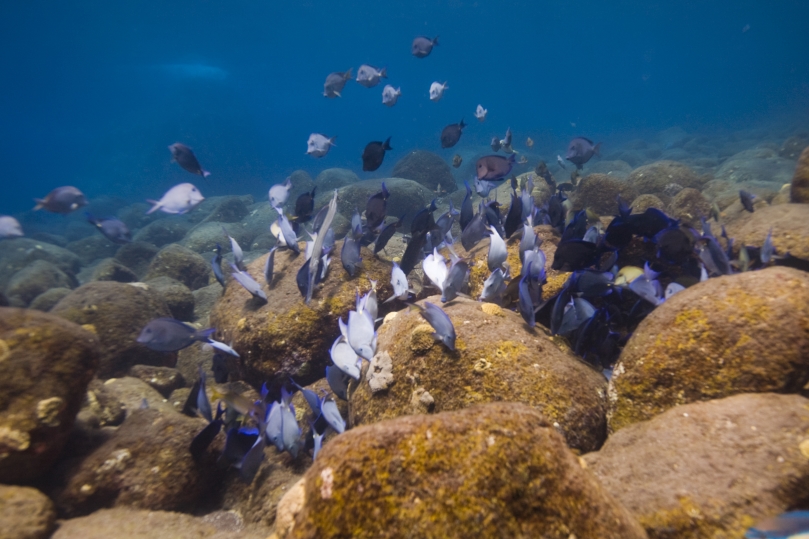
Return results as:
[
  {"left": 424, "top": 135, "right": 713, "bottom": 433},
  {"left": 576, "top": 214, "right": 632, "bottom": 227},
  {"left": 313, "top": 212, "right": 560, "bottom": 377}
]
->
[
  {"left": 344, "top": 68, "right": 352, "bottom": 79},
  {"left": 380, "top": 67, "right": 387, "bottom": 78},
  {"left": 33, "top": 199, "right": 44, "bottom": 211},
  {"left": 329, "top": 136, "right": 337, "bottom": 146},
  {"left": 145, "top": 199, "right": 161, "bottom": 214},
  {"left": 594, "top": 142, "right": 602, "bottom": 156},
  {"left": 202, "top": 170, "right": 211, "bottom": 178},
  {"left": 383, "top": 137, "right": 392, "bottom": 151},
  {"left": 433, "top": 35, "right": 440, "bottom": 46},
  {"left": 196, "top": 328, "right": 216, "bottom": 341}
]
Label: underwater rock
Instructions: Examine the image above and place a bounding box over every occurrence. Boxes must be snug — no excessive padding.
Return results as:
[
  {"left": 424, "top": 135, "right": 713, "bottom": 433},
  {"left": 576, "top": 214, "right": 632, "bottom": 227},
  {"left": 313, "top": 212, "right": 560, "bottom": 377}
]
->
[
  {"left": 274, "top": 478, "right": 306, "bottom": 538},
  {"left": 65, "top": 235, "right": 119, "bottom": 266},
  {"left": 627, "top": 160, "right": 705, "bottom": 195},
  {"left": 132, "top": 217, "right": 193, "bottom": 247},
  {"left": 51, "top": 507, "right": 269, "bottom": 539},
  {"left": 780, "top": 134, "right": 809, "bottom": 160},
  {"left": 143, "top": 243, "right": 213, "bottom": 290},
  {"left": 284, "top": 170, "right": 317, "bottom": 210},
  {"left": 29, "top": 287, "right": 72, "bottom": 312},
  {"left": 0, "top": 238, "right": 81, "bottom": 291},
  {"left": 144, "top": 276, "right": 195, "bottom": 321},
  {"left": 50, "top": 281, "right": 172, "bottom": 378},
  {"left": 242, "top": 202, "right": 280, "bottom": 247},
  {"left": 100, "top": 376, "right": 177, "bottom": 417},
  {"left": 585, "top": 159, "right": 634, "bottom": 180},
  {"left": 391, "top": 150, "right": 456, "bottom": 192},
  {"left": 5, "top": 259, "right": 76, "bottom": 307},
  {"left": 629, "top": 194, "right": 666, "bottom": 214},
  {"left": 350, "top": 295, "right": 608, "bottom": 453},
  {"left": 286, "top": 402, "right": 646, "bottom": 539},
  {"left": 79, "top": 379, "right": 126, "bottom": 428},
  {"left": 192, "top": 283, "right": 222, "bottom": 323},
  {"left": 715, "top": 147, "right": 795, "bottom": 187},
  {"left": 666, "top": 187, "right": 710, "bottom": 226},
  {"left": 724, "top": 203, "right": 809, "bottom": 260},
  {"left": 113, "top": 241, "right": 159, "bottom": 279},
  {"left": 0, "top": 484, "right": 56, "bottom": 539},
  {"left": 197, "top": 195, "right": 252, "bottom": 224},
  {"left": 586, "top": 393, "right": 809, "bottom": 539},
  {"left": 572, "top": 173, "right": 638, "bottom": 216},
  {"left": 53, "top": 408, "right": 223, "bottom": 517},
  {"left": 314, "top": 168, "right": 360, "bottom": 192},
  {"left": 209, "top": 241, "right": 394, "bottom": 389},
  {"left": 608, "top": 267, "right": 809, "bottom": 432},
  {"left": 89, "top": 258, "right": 138, "bottom": 283},
  {"left": 792, "top": 145, "right": 809, "bottom": 203},
  {"left": 129, "top": 365, "right": 185, "bottom": 397},
  {"left": 181, "top": 221, "right": 250, "bottom": 257},
  {"left": 0, "top": 308, "right": 99, "bottom": 483}
]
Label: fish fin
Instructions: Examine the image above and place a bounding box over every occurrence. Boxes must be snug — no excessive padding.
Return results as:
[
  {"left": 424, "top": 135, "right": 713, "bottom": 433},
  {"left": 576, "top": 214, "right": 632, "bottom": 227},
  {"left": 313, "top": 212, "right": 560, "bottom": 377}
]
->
[
  {"left": 329, "top": 136, "right": 337, "bottom": 146},
  {"left": 202, "top": 170, "right": 211, "bottom": 178},
  {"left": 33, "top": 199, "right": 45, "bottom": 211},
  {"left": 334, "top": 91, "right": 342, "bottom": 98},
  {"left": 594, "top": 142, "right": 601, "bottom": 156},
  {"left": 145, "top": 200, "right": 161, "bottom": 214},
  {"left": 380, "top": 67, "right": 387, "bottom": 78},
  {"left": 433, "top": 35, "right": 440, "bottom": 46},
  {"left": 344, "top": 68, "right": 352, "bottom": 79},
  {"left": 383, "top": 137, "right": 392, "bottom": 151}
]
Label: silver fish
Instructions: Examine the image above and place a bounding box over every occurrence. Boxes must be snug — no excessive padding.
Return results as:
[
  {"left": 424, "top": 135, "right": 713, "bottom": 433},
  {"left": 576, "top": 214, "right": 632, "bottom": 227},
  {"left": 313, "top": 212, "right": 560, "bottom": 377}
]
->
[
  {"left": 381, "top": 85, "right": 401, "bottom": 106},
  {"left": 269, "top": 177, "right": 292, "bottom": 209},
  {"left": 146, "top": 183, "right": 204, "bottom": 215}
]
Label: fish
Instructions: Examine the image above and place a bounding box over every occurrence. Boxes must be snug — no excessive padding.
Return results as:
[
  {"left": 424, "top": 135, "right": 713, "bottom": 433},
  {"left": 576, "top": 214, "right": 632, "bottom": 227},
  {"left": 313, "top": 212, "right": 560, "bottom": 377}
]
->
[
  {"left": 761, "top": 228, "right": 774, "bottom": 264},
  {"left": 312, "top": 428, "right": 325, "bottom": 460},
  {"left": 196, "top": 368, "right": 213, "bottom": 422},
  {"left": 429, "top": 81, "right": 448, "bottom": 101},
  {"left": 264, "top": 245, "right": 278, "bottom": 287},
  {"left": 212, "top": 244, "right": 226, "bottom": 288},
  {"left": 460, "top": 181, "right": 474, "bottom": 232},
  {"left": 480, "top": 267, "right": 508, "bottom": 304},
  {"left": 341, "top": 228, "right": 363, "bottom": 277},
  {"left": 518, "top": 265, "right": 537, "bottom": 328},
  {"left": 399, "top": 232, "right": 426, "bottom": 276},
  {"left": 230, "top": 263, "right": 268, "bottom": 301},
  {"left": 520, "top": 221, "right": 539, "bottom": 263},
  {"left": 487, "top": 226, "right": 507, "bottom": 272},
  {"left": 277, "top": 211, "right": 300, "bottom": 254},
  {"left": 491, "top": 137, "right": 502, "bottom": 152},
  {"left": 207, "top": 339, "right": 240, "bottom": 357},
  {"left": 320, "top": 398, "right": 346, "bottom": 434},
  {"left": 412, "top": 35, "right": 439, "bottom": 58},
  {"left": 655, "top": 226, "right": 694, "bottom": 264},
  {"left": 374, "top": 215, "right": 404, "bottom": 254},
  {"left": 522, "top": 247, "right": 546, "bottom": 279},
  {"left": 475, "top": 177, "right": 497, "bottom": 197},
  {"left": 168, "top": 143, "right": 210, "bottom": 178},
  {"left": 388, "top": 262, "right": 411, "bottom": 302},
  {"left": 269, "top": 177, "right": 293, "bottom": 210},
  {"left": 739, "top": 190, "right": 757, "bottom": 212},
  {"left": 222, "top": 226, "right": 244, "bottom": 270},
  {"left": 330, "top": 336, "right": 361, "bottom": 380},
  {"left": 558, "top": 297, "right": 596, "bottom": 336},
  {"left": 460, "top": 211, "right": 488, "bottom": 251},
  {"left": 323, "top": 69, "right": 352, "bottom": 98},
  {"left": 556, "top": 155, "right": 567, "bottom": 170},
  {"left": 525, "top": 137, "right": 534, "bottom": 148},
  {"left": 146, "top": 183, "right": 204, "bottom": 215},
  {"left": 279, "top": 390, "right": 302, "bottom": 457},
  {"left": 346, "top": 309, "right": 377, "bottom": 361},
  {"left": 411, "top": 199, "right": 437, "bottom": 236},
  {"left": 326, "top": 365, "right": 350, "bottom": 400},
  {"left": 136, "top": 318, "right": 215, "bottom": 352},
  {"left": 381, "top": 85, "right": 401, "bottom": 106},
  {"left": 306, "top": 134, "right": 336, "bottom": 158},
  {"left": 357, "top": 281, "right": 379, "bottom": 322},
  {"left": 415, "top": 301, "right": 456, "bottom": 351},
  {"left": 745, "top": 511, "right": 809, "bottom": 539},
  {"left": 435, "top": 201, "right": 459, "bottom": 239},
  {"left": 571, "top": 269, "right": 613, "bottom": 297},
  {"left": 440, "top": 119, "right": 466, "bottom": 148},
  {"left": 238, "top": 435, "right": 266, "bottom": 483},
  {"left": 0, "top": 216, "right": 23, "bottom": 239},
  {"left": 290, "top": 378, "right": 321, "bottom": 416},
  {"left": 699, "top": 237, "right": 731, "bottom": 276},
  {"left": 306, "top": 191, "right": 339, "bottom": 303},
  {"left": 423, "top": 248, "right": 449, "bottom": 293},
  {"left": 665, "top": 282, "right": 686, "bottom": 298},
  {"left": 86, "top": 213, "right": 131, "bottom": 244},
  {"left": 362, "top": 137, "right": 392, "bottom": 171},
  {"left": 476, "top": 154, "right": 516, "bottom": 181},
  {"left": 475, "top": 104, "right": 487, "bottom": 122},
  {"left": 516, "top": 155, "right": 528, "bottom": 164},
  {"left": 366, "top": 182, "right": 390, "bottom": 230},
  {"left": 452, "top": 154, "right": 462, "bottom": 168},
  {"left": 499, "top": 127, "right": 513, "bottom": 153},
  {"left": 551, "top": 240, "right": 600, "bottom": 271},
  {"left": 265, "top": 402, "right": 284, "bottom": 451},
  {"left": 628, "top": 265, "right": 663, "bottom": 305},
  {"left": 34, "top": 186, "right": 88, "bottom": 214},
  {"left": 190, "top": 402, "right": 223, "bottom": 460},
  {"left": 442, "top": 255, "right": 468, "bottom": 303},
  {"left": 565, "top": 137, "right": 601, "bottom": 169},
  {"left": 294, "top": 187, "right": 317, "bottom": 223},
  {"left": 356, "top": 64, "right": 387, "bottom": 88}
]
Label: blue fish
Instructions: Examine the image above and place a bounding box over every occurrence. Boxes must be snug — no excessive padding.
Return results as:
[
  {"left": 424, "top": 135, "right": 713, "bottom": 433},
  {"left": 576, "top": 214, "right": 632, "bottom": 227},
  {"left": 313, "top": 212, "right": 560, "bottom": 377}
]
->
[
  {"left": 374, "top": 214, "right": 404, "bottom": 255},
  {"left": 416, "top": 301, "right": 456, "bottom": 351},
  {"left": 230, "top": 264, "right": 268, "bottom": 301},
  {"left": 341, "top": 227, "right": 363, "bottom": 277},
  {"left": 518, "top": 264, "right": 537, "bottom": 328},
  {"left": 761, "top": 228, "right": 774, "bottom": 264},
  {"left": 264, "top": 246, "right": 277, "bottom": 286},
  {"left": 320, "top": 397, "right": 346, "bottom": 434},
  {"left": 312, "top": 428, "right": 326, "bottom": 460},
  {"left": 222, "top": 226, "right": 245, "bottom": 270},
  {"left": 461, "top": 211, "right": 488, "bottom": 251},
  {"left": 136, "top": 318, "right": 215, "bottom": 352},
  {"left": 745, "top": 511, "right": 809, "bottom": 539},
  {"left": 189, "top": 402, "right": 223, "bottom": 460},
  {"left": 280, "top": 388, "right": 302, "bottom": 457},
  {"left": 290, "top": 379, "right": 320, "bottom": 415},
  {"left": 196, "top": 367, "right": 212, "bottom": 422},
  {"left": 238, "top": 434, "right": 266, "bottom": 483},
  {"left": 325, "top": 365, "right": 350, "bottom": 400},
  {"left": 265, "top": 401, "right": 284, "bottom": 451},
  {"left": 480, "top": 268, "right": 508, "bottom": 304},
  {"left": 86, "top": 212, "right": 131, "bottom": 244},
  {"left": 277, "top": 211, "right": 300, "bottom": 254},
  {"left": 212, "top": 244, "right": 226, "bottom": 288},
  {"left": 460, "top": 181, "right": 474, "bottom": 232}
]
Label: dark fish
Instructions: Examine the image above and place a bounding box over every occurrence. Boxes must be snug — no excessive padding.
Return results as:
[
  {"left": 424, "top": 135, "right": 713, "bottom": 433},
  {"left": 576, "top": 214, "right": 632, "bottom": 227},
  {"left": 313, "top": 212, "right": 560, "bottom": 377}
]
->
[
  {"left": 546, "top": 193, "right": 566, "bottom": 232},
  {"left": 212, "top": 243, "right": 226, "bottom": 288},
  {"left": 460, "top": 181, "right": 473, "bottom": 232},
  {"left": 452, "top": 154, "right": 462, "bottom": 168},
  {"left": 169, "top": 143, "right": 210, "bottom": 178},
  {"left": 440, "top": 119, "right": 466, "bottom": 149},
  {"left": 604, "top": 217, "right": 634, "bottom": 249},
  {"left": 239, "top": 435, "right": 266, "bottom": 483},
  {"left": 34, "top": 186, "right": 88, "bottom": 214},
  {"left": 411, "top": 199, "right": 437, "bottom": 236},
  {"left": 326, "top": 365, "right": 350, "bottom": 401},
  {"left": 461, "top": 212, "right": 489, "bottom": 251},
  {"left": 211, "top": 353, "right": 229, "bottom": 383},
  {"left": 739, "top": 190, "right": 756, "bottom": 212},
  {"left": 296, "top": 255, "right": 325, "bottom": 297},
  {"left": 366, "top": 182, "right": 390, "bottom": 230},
  {"left": 571, "top": 269, "right": 614, "bottom": 297},
  {"left": 775, "top": 252, "right": 809, "bottom": 272},
  {"left": 561, "top": 210, "right": 588, "bottom": 242},
  {"left": 476, "top": 154, "right": 516, "bottom": 181},
  {"left": 412, "top": 35, "right": 439, "bottom": 58},
  {"left": 399, "top": 232, "right": 426, "bottom": 276},
  {"left": 441, "top": 258, "right": 469, "bottom": 303},
  {"left": 699, "top": 237, "right": 731, "bottom": 276},
  {"left": 417, "top": 301, "right": 456, "bottom": 351},
  {"left": 628, "top": 207, "right": 675, "bottom": 239},
  {"left": 323, "top": 69, "right": 352, "bottom": 98},
  {"left": 362, "top": 137, "right": 392, "bottom": 172},
  {"left": 190, "top": 402, "right": 224, "bottom": 461},
  {"left": 136, "top": 318, "right": 214, "bottom": 352},
  {"left": 655, "top": 226, "right": 694, "bottom": 264},
  {"left": 565, "top": 137, "right": 601, "bottom": 169},
  {"left": 374, "top": 214, "right": 404, "bottom": 254},
  {"left": 534, "top": 161, "right": 556, "bottom": 191},
  {"left": 85, "top": 212, "right": 131, "bottom": 244},
  {"left": 264, "top": 246, "right": 277, "bottom": 286},
  {"left": 490, "top": 137, "right": 502, "bottom": 152},
  {"left": 294, "top": 187, "right": 316, "bottom": 223},
  {"left": 435, "top": 201, "right": 459, "bottom": 239},
  {"left": 551, "top": 240, "right": 599, "bottom": 271},
  {"left": 504, "top": 191, "right": 523, "bottom": 239},
  {"left": 341, "top": 228, "right": 363, "bottom": 277},
  {"left": 196, "top": 368, "right": 213, "bottom": 422},
  {"left": 518, "top": 264, "right": 537, "bottom": 328},
  {"left": 550, "top": 285, "right": 573, "bottom": 335},
  {"left": 230, "top": 264, "right": 268, "bottom": 301}
]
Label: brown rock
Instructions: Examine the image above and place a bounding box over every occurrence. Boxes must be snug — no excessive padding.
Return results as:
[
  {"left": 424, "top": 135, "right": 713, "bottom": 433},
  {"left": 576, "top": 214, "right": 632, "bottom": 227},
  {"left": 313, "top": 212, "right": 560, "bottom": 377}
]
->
[
  {"left": 350, "top": 295, "right": 608, "bottom": 453},
  {"left": 391, "top": 150, "right": 456, "bottom": 192},
  {"left": 128, "top": 365, "right": 185, "bottom": 397},
  {"left": 0, "top": 485, "right": 56, "bottom": 539},
  {"left": 724, "top": 203, "right": 809, "bottom": 260},
  {"left": 287, "top": 403, "right": 647, "bottom": 539},
  {"left": 586, "top": 393, "right": 809, "bottom": 539},
  {"left": 780, "top": 134, "right": 809, "bottom": 159},
  {"left": 791, "top": 145, "right": 809, "bottom": 203},
  {"left": 142, "top": 244, "right": 212, "bottom": 291},
  {"left": 666, "top": 187, "right": 710, "bottom": 226},
  {"left": 629, "top": 194, "right": 665, "bottom": 214},
  {"left": 608, "top": 267, "right": 809, "bottom": 432},
  {"left": 572, "top": 173, "right": 638, "bottom": 216},
  {"left": 628, "top": 160, "right": 704, "bottom": 195}
]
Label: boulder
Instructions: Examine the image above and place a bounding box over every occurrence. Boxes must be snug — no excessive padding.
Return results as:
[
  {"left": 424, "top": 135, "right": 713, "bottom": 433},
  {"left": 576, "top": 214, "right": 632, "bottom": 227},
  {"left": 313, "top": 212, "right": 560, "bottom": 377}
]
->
[
  {"left": 65, "top": 235, "right": 119, "bottom": 266},
  {"left": 571, "top": 173, "right": 638, "bottom": 216},
  {"left": 99, "top": 376, "right": 177, "bottom": 417},
  {"left": 585, "top": 160, "right": 634, "bottom": 180},
  {"left": 0, "top": 485, "right": 56, "bottom": 539},
  {"left": 128, "top": 366, "right": 185, "bottom": 397},
  {"left": 586, "top": 393, "right": 809, "bottom": 539},
  {"left": 714, "top": 147, "right": 795, "bottom": 187},
  {"left": 53, "top": 408, "right": 222, "bottom": 517},
  {"left": 197, "top": 195, "right": 252, "bottom": 224},
  {"left": 287, "top": 403, "right": 646, "bottom": 539},
  {"left": 314, "top": 168, "right": 360, "bottom": 192},
  {"left": 724, "top": 203, "right": 809, "bottom": 260},
  {"left": 391, "top": 150, "right": 456, "bottom": 192},
  {"left": 132, "top": 217, "right": 192, "bottom": 247},
  {"left": 29, "top": 287, "right": 72, "bottom": 312},
  {"left": 627, "top": 160, "right": 705, "bottom": 195},
  {"left": 181, "top": 221, "right": 249, "bottom": 256},
  {"left": 351, "top": 295, "right": 608, "bottom": 452},
  {"left": 0, "top": 238, "right": 80, "bottom": 291},
  {"left": 143, "top": 276, "right": 195, "bottom": 321},
  {"left": 192, "top": 283, "right": 222, "bottom": 323},
  {"left": 629, "top": 194, "right": 666, "bottom": 214},
  {"left": 0, "top": 308, "right": 99, "bottom": 483},
  {"left": 89, "top": 258, "right": 138, "bottom": 283},
  {"left": 79, "top": 379, "right": 126, "bottom": 428},
  {"left": 50, "top": 282, "right": 172, "bottom": 378},
  {"left": 113, "top": 241, "right": 159, "bottom": 278},
  {"left": 608, "top": 267, "right": 809, "bottom": 432},
  {"left": 792, "top": 145, "right": 809, "bottom": 203},
  {"left": 143, "top": 244, "right": 213, "bottom": 291},
  {"left": 4, "top": 260, "right": 75, "bottom": 307},
  {"left": 666, "top": 187, "right": 711, "bottom": 226},
  {"left": 209, "top": 242, "right": 395, "bottom": 388}
]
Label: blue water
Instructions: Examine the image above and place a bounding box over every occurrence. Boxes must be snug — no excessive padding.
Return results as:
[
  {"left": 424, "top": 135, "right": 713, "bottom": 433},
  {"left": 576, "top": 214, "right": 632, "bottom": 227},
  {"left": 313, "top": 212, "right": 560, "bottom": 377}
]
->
[{"left": 1, "top": 0, "right": 808, "bottom": 214}]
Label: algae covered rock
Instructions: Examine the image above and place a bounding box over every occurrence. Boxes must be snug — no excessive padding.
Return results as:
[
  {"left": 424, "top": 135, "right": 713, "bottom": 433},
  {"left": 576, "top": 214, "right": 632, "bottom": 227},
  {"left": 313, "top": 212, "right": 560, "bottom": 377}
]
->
[
  {"left": 608, "top": 267, "right": 809, "bottom": 432},
  {"left": 351, "top": 295, "right": 608, "bottom": 453},
  {"left": 391, "top": 149, "right": 456, "bottom": 192},
  {"left": 287, "top": 403, "right": 646, "bottom": 539},
  {"left": 113, "top": 241, "right": 159, "bottom": 278},
  {"left": 627, "top": 160, "right": 704, "bottom": 195},
  {"left": 65, "top": 235, "right": 119, "bottom": 266},
  {"left": 209, "top": 241, "right": 394, "bottom": 388},
  {"left": 132, "top": 217, "right": 192, "bottom": 247},
  {"left": 0, "top": 484, "right": 57, "bottom": 539},
  {"left": 715, "top": 147, "right": 796, "bottom": 187},
  {"left": 4, "top": 259, "right": 75, "bottom": 307},
  {"left": 630, "top": 194, "right": 666, "bottom": 213},
  {"left": 29, "top": 287, "right": 72, "bottom": 312},
  {"left": 50, "top": 281, "right": 172, "bottom": 378},
  {"left": 143, "top": 243, "right": 212, "bottom": 290},
  {"left": 0, "top": 308, "right": 99, "bottom": 483},
  {"left": 89, "top": 258, "right": 138, "bottom": 283},
  {"left": 53, "top": 408, "right": 222, "bottom": 517},
  {"left": 315, "top": 168, "right": 360, "bottom": 192},
  {"left": 572, "top": 173, "right": 638, "bottom": 216},
  {"left": 724, "top": 203, "right": 809, "bottom": 260},
  {"left": 0, "top": 238, "right": 81, "bottom": 291},
  {"left": 666, "top": 187, "right": 710, "bottom": 226},
  {"left": 586, "top": 393, "right": 809, "bottom": 539},
  {"left": 792, "top": 145, "right": 809, "bottom": 203},
  {"left": 143, "top": 276, "right": 195, "bottom": 321}
]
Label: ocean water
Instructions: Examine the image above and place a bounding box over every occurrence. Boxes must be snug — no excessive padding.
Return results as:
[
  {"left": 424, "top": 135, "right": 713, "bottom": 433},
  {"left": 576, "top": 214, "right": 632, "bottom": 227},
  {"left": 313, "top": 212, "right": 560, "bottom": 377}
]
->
[{"left": 1, "top": 0, "right": 808, "bottom": 215}]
